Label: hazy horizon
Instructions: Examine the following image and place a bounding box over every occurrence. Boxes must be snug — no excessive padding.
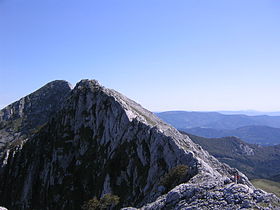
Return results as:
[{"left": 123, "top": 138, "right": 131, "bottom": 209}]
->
[
  {"left": 1, "top": 1, "right": 280, "bottom": 111},
  {"left": 1, "top": 78, "right": 280, "bottom": 113},
  {"left": 1, "top": 83, "right": 280, "bottom": 115}
]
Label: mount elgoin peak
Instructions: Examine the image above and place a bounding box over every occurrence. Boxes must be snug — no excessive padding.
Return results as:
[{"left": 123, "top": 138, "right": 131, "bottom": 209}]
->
[{"left": 0, "top": 79, "right": 279, "bottom": 209}]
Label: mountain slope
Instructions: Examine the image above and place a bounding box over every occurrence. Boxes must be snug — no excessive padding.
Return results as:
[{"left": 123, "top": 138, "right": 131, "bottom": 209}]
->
[
  {"left": 0, "top": 80, "right": 72, "bottom": 157},
  {"left": 0, "top": 80, "right": 279, "bottom": 209},
  {"left": 183, "top": 132, "right": 280, "bottom": 180}
]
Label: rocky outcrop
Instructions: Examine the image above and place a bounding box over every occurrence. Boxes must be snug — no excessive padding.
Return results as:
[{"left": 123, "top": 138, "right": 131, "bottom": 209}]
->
[
  {"left": 0, "top": 80, "right": 72, "bottom": 157},
  {"left": 124, "top": 181, "right": 280, "bottom": 209},
  {"left": 0, "top": 79, "right": 279, "bottom": 210}
]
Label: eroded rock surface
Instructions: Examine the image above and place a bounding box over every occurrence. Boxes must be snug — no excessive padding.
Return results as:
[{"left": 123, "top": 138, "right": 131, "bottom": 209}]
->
[
  {"left": 0, "top": 79, "right": 279, "bottom": 210},
  {"left": 124, "top": 181, "right": 280, "bottom": 209}
]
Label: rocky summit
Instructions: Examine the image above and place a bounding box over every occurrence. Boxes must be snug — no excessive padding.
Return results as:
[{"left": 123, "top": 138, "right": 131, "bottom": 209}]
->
[
  {"left": 0, "top": 80, "right": 279, "bottom": 210},
  {"left": 0, "top": 80, "right": 72, "bottom": 158}
]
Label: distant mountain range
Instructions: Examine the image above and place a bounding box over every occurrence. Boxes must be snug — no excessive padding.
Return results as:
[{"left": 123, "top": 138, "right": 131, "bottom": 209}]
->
[
  {"left": 156, "top": 111, "right": 280, "bottom": 145},
  {"left": 182, "top": 132, "right": 280, "bottom": 182},
  {"left": 183, "top": 125, "right": 280, "bottom": 145},
  {"left": 218, "top": 110, "right": 280, "bottom": 116}
]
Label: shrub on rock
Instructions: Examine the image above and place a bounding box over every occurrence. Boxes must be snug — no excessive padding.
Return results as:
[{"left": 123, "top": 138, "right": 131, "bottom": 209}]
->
[
  {"left": 160, "top": 165, "right": 189, "bottom": 192},
  {"left": 82, "top": 193, "right": 120, "bottom": 210}
]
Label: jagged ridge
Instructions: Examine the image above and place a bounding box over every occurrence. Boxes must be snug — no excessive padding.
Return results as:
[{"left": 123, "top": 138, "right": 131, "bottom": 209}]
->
[{"left": 0, "top": 80, "right": 279, "bottom": 210}]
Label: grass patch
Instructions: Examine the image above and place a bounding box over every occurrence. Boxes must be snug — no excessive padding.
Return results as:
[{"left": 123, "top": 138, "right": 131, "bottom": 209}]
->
[{"left": 251, "top": 179, "right": 280, "bottom": 198}]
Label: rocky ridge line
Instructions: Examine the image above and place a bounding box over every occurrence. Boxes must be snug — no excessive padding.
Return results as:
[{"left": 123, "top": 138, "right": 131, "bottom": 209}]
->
[{"left": 0, "top": 79, "right": 279, "bottom": 209}]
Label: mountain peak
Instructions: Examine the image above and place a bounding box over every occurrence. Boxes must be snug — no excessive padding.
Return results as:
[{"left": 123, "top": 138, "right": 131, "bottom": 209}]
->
[
  {"left": 76, "top": 79, "right": 102, "bottom": 89},
  {"left": 0, "top": 80, "right": 72, "bottom": 156},
  {"left": 43, "top": 79, "right": 72, "bottom": 88},
  {"left": 26, "top": 80, "right": 73, "bottom": 100},
  {"left": 72, "top": 79, "right": 165, "bottom": 129},
  {"left": 1, "top": 79, "right": 279, "bottom": 209}
]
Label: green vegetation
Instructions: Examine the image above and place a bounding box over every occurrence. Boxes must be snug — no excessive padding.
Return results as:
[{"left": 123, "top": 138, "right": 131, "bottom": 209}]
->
[
  {"left": 160, "top": 165, "right": 189, "bottom": 192},
  {"left": 251, "top": 179, "right": 280, "bottom": 198},
  {"left": 81, "top": 193, "right": 120, "bottom": 210}
]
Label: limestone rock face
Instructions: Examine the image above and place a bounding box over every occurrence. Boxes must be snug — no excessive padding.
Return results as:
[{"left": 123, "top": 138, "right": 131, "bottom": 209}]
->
[
  {"left": 124, "top": 181, "right": 280, "bottom": 209},
  {"left": 0, "top": 79, "right": 279, "bottom": 210},
  {"left": 0, "top": 80, "right": 72, "bottom": 157}
]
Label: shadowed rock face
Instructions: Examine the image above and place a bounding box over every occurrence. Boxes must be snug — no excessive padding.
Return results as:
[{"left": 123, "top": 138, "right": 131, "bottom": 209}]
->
[
  {"left": 0, "top": 80, "right": 72, "bottom": 157},
  {"left": 0, "top": 80, "right": 279, "bottom": 210}
]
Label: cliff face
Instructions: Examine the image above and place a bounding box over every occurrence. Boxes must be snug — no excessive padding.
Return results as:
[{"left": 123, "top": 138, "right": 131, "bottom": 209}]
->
[
  {"left": 0, "top": 80, "right": 279, "bottom": 210},
  {"left": 0, "top": 80, "right": 72, "bottom": 157}
]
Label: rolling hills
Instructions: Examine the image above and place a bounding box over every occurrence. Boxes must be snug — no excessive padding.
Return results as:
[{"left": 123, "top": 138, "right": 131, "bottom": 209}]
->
[
  {"left": 183, "top": 132, "right": 280, "bottom": 181},
  {"left": 156, "top": 111, "right": 280, "bottom": 145}
]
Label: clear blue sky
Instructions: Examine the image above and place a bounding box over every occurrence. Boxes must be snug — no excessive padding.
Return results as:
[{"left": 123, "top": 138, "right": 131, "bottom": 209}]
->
[{"left": 1, "top": 0, "right": 280, "bottom": 111}]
